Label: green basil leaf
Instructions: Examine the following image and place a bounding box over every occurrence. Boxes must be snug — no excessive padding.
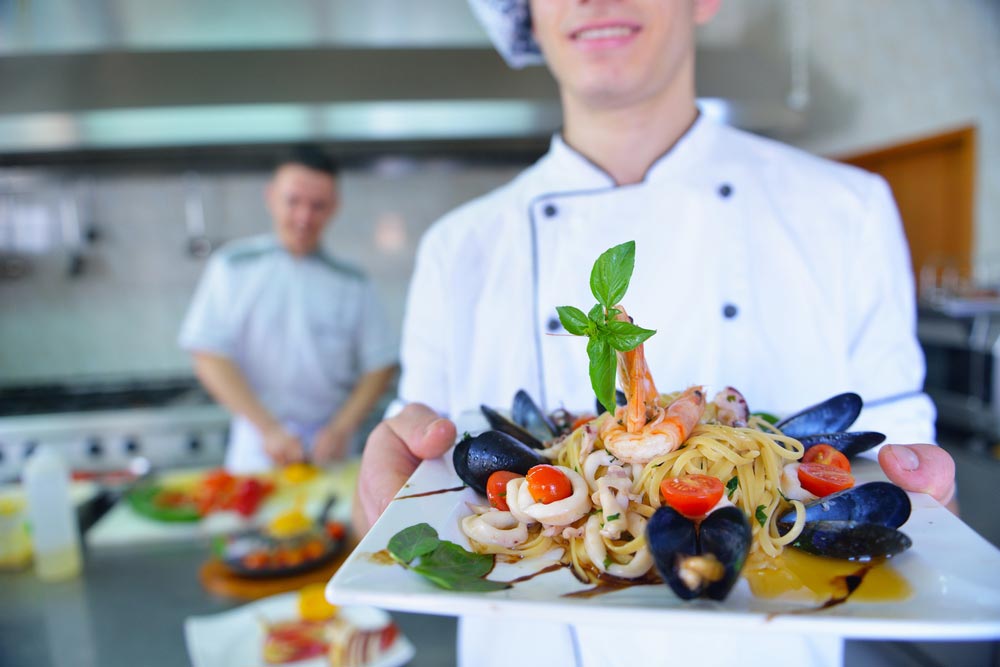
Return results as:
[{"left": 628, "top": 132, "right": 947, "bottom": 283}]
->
[
  {"left": 752, "top": 411, "right": 780, "bottom": 425},
  {"left": 725, "top": 476, "right": 739, "bottom": 499},
  {"left": 589, "top": 241, "right": 636, "bottom": 308},
  {"left": 418, "top": 541, "right": 495, "bottom": 580},
  {"left": 587, "top": 303, "right": 605, "bottom": 327},
  {"left": 412, "top": 567, "right": 510, "bottom": 592},
  {"left": 755, "top": 505, "right": 768, "bottom": 527},
  {"left": 588, "top": 336, "right": 617, "bottom": 416},
  {"left": 556, "top": 305, "right": 590, "bottom": 336},
  {"left": 387, "top": 523, "right": 440, "bottom": 565},
  {"left": 603, "top": 320, "right": 657, "bottom": 352}
]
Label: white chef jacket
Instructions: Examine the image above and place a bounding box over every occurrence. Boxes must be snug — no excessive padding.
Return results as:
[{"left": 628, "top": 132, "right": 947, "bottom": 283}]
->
[
  {"left": 398, "top": 114, "right": 935, "bottom": 667},
  {"left": 179, "top": 235, "right": 397, "bottom": 472}
]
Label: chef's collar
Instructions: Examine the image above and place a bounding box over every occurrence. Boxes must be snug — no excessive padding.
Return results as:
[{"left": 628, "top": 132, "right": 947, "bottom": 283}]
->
[{"left": 538, "top": 111, "right": 717, "bottom": 194}]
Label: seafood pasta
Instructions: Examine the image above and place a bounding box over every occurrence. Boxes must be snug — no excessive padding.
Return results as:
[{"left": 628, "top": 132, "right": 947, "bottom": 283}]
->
[{"left": 461, "top": 385, "right": 810, "bottom": 585}]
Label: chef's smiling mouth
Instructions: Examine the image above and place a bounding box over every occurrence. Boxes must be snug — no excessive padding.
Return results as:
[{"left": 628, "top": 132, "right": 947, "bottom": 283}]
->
[{"left": 570, "top": 22, "right": 641, "bottom": 42}]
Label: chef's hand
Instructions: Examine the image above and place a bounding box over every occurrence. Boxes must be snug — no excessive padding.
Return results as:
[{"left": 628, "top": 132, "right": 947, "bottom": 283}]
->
[
  {"left": 312, "top": 423, "right": 354, "bottom": 465},
  {"left": 878, "top": 444, "right": 958, "bottom": 513},
  {"left": 352, "top": 403, "right": 456, "bottom": 536},
  {"left": 261, "top": 424, "right": 306, "bottom": 466}
]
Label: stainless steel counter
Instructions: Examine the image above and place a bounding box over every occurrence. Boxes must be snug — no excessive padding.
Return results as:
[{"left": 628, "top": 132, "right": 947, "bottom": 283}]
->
[{"left": 0, "top": 542, "right": 456, "bottom": 667}]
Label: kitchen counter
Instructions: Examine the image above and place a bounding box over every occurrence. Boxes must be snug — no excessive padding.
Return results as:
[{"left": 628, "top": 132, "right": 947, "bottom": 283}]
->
[{"left": 0, "top": 541, "right": 457, "bottom": 667}]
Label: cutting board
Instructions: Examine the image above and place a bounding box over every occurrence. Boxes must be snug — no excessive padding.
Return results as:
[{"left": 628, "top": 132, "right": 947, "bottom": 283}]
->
[{"left": 85, "top": 462, "right": 357, "bottom": 551}]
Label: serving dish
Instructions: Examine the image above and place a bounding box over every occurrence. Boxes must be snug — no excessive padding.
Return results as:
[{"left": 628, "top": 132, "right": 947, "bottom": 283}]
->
[{"left": 326, "top": 451, "right": 1000, "bottom": 640}]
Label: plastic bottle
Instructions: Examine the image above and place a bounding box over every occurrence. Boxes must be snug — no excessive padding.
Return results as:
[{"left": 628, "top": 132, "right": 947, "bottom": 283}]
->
[{"left": 23, "top": 445, "right": 82, "bottom": 581}]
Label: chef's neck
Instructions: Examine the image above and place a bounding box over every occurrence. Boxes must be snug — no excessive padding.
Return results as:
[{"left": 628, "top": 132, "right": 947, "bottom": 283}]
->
[{"left": 560, "top": 88, "right": 699, "bottom": 187}]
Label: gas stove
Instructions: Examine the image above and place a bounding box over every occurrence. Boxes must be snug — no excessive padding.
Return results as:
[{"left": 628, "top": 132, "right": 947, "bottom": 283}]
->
[{"left": 0, "top": 377, "right": 229, "bottom": 483}]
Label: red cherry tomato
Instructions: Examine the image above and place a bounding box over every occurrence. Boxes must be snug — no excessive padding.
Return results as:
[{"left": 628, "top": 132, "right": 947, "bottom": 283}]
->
[
  {"left": 659, "top": 474, "right": 725, "bottom": 518},
  {"left": 802, "top": 444, "right": 851, "bottom": 472},
  {"left": 798, "top": 462, "right": 855, "bottom": 497},
  {"left": 571, "top": 415, "right": 596, "bottom": 431},
  {"left": 526, "top": 465, "right": 573, "bottom": 504},
  {"left": 486, "top": 471, "right": 522, "bottom": 511},
  {"left": 325, "top": 521, "right": 346, "bottom": 541}
]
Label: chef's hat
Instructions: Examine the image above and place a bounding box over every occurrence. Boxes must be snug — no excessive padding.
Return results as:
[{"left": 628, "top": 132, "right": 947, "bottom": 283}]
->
[{"left": 467, "top": 0, "right": 545, "bottom": 69}]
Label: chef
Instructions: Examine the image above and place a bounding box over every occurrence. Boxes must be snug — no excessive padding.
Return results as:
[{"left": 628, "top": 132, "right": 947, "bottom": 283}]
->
[
  {"left": 353, "top": 1, "right": 957, "bottom": 666},
  {"left": 179, "top": 145, "right": 397, "bottom": 472}
]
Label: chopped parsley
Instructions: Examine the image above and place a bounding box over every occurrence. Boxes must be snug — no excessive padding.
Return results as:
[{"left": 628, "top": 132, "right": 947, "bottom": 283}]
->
[
  {"left": 725, "top": 476, "right": 738, "bottom": 499},
  {"left": 606, "top": 513, "right": 621, "bottom": 522},
  {"left": 755, "top": 505, "right": 768, "bottom": 527}
]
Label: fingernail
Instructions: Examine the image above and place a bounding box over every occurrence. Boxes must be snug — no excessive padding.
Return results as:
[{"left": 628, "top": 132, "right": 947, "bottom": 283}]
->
[{"left": 889, "top": 445, "right": 919, "bottom": 471}]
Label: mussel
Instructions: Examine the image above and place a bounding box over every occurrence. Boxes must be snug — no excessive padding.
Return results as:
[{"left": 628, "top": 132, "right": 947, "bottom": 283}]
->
[
  {"left": 777, "top": 482, "right": 913, "bottom": 561},
  {"left": 452, "top": 430, "right": 546, "bottom": 495},
  {"left": 647, "top": 506, "right": 751, "bottom": 601},
  {"left": 776, "top": 393, "right": 863, "bottom": 437},
  {"left": 777, "top": 481, "right": 911, "bottom": 530},
  {"left": 776, "top": 392, "right": 885, "bottom": 460},
  {"left": 480, "top": 405, "right": 546, "bottom": 450},
  {"left": 512, "top": 389, "right": 559, "bottom": 442}
]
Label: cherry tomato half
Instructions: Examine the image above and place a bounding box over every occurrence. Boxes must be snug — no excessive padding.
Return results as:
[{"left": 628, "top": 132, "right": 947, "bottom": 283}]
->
[
  {"left": 802, "top": 444, "right": 851, "bottom": 472},
  {"left": 797, "top": 462, "right": 855, "bottom": 497},
  {"left": 486, "top": 471, "right": 522, "bottom": 511},
  {"left": 659, "top": 474, "right": 725, "bottom": 518},
  {"left": 570, "top": 414, "right": 596, "bottom": 431},
  {"left": 526, "top": 465, "right": 573, "bottom": 504}
]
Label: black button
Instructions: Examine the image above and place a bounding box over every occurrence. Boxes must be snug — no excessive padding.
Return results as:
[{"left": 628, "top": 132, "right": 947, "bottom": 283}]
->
[
  {"left": 718, "top": 183, "right": 733, "bottom": 198},
  {"left": 542, "top": 203, "right": 558, "bottom": 218},
  {"left": 24, "top": 441, "right": 37, "bottom": 459},
  {"left": 547, "top": 317, "right": 561, "bottom": 332},
  {"left": 723, "top": 303, "right": 739, "bottom": 319},
  {"left": 187, "top": 436, "right": 202, "bottom": 452},
  {"left": 124, "top": 437, "right": 140, "bottom": 454},
  {"left": 87, "top": 438, "right": 104, "bottom": 457}
]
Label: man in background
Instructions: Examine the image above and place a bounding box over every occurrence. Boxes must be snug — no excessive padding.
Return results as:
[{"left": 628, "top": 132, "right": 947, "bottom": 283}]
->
[{"left": 180, "top": 145, "right": 397, "bottom": 472}]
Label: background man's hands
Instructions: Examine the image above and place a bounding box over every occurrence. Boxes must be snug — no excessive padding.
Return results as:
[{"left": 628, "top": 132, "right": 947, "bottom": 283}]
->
[
  {"left": 352, "top": 403, "right": 456, "bottom": 536},
  {"left": 312, "top": 422, "right": 354, "bottom": 465},
  {"left": 261, "top": 424, "right": 306, "bottom": 467}
]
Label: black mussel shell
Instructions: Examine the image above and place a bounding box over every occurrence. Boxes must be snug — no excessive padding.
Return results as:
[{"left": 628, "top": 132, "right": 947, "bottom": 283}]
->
[
  {"left": 480, "top": 404, "right": 545, "bottom": 450},
  {"left": 799, "top": 432, "right": 886, "bottom": 460},
  {"left": 776, "top": 393, "right": 863, "bottom": 439},
  {"left": 452, "top": 430, "right": 546, "bottom": 496},
  {"left": 595, "top": 390, "right": 627, "bottom": 416},
  {"left": 777, "top": 482, "right": 911, "bottom": 530},
  {"left": 511, "top": 390, "right": 557, "bottom": 443},
  {"left": 699, "top": 506, "right": 752, "bottom": 601},
  {"left": 646, "top": 506, "right": 701, "bottom": 600},
  {"left": 791, "top": 521, "right": 913, "bottom": 561}
]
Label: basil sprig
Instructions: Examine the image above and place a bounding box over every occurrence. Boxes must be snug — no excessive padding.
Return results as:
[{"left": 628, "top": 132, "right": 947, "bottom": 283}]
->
[
  {"left": 387, "top": 523, "right": 509, "bottom": 592},
  {"left": 557, "top": 241, "right": 656, "bottom": 415}
]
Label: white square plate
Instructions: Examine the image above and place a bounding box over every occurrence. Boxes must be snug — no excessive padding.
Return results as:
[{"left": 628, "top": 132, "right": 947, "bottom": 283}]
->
[
  {"left": 327, "top": 451, "right": 1000, "bottom": 641},
  {"left": 185, "top": 593, "right": 415, "bottom": 667}
]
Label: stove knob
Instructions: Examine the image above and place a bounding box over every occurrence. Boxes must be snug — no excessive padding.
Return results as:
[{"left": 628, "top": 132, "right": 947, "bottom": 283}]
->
[
  {"left": 124, "top": 437, "right": 141, "bottom": 454},
  {"left": 187, "top": 436, "right": 202, "bottom": 453},
  {"left": 87, "top": 438, "right": 104, "bottom": 458},
  {"left": 23, "top": 441, "right": 38, "bottom": 459}
]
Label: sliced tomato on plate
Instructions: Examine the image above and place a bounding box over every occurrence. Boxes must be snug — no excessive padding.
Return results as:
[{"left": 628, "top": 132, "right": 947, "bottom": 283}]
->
[
  {"left": 802, "top": 444, "right": 851, "bottom": 472},
  {"left": 659, "top": 474, "right": 724, "bottom": 518},
  {"left": 486, "top": 471, "right": 522, "bottom": 511},
  {"left": 526, "top": 465, "right": 573, "bottom": 504},
  {"left": 797, "top": 462, "right": 855, "bottom": 497}
]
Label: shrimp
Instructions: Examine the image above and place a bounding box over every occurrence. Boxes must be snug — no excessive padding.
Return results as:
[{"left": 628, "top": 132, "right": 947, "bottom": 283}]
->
[{"left": 598, "top": 308, "right": 706, "bottom": 465}]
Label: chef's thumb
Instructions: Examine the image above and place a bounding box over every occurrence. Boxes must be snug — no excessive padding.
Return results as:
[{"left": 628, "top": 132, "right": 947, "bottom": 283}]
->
[
  {"left": 878, "top": 444, "right": 956, "bottom": 507},
  {"left": 393, "top": 403, "right": 456, "bottom": 460}
]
